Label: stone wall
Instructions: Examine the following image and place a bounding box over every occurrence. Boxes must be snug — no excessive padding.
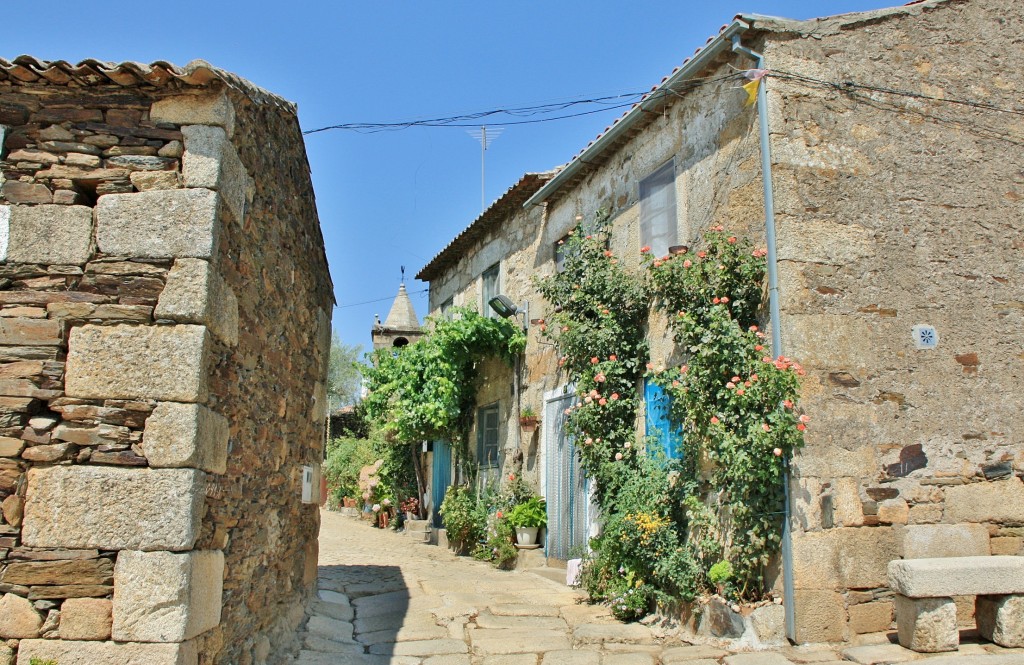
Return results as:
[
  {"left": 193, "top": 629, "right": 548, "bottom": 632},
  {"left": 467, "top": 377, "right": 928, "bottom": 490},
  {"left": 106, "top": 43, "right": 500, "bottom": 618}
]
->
[
  {"left": 758, "top": 0, "right": 1024, "bottom": 642},
  {"left": 0, "top": 69, "right": 332, "bottom": 664},
  {"left": 422, "top": 0, "right": 1023, "bottom": 644}
]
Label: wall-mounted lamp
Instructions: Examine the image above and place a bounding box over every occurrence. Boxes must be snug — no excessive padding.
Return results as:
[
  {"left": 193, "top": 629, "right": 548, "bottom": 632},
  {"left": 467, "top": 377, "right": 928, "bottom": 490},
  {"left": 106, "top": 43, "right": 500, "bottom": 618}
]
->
[{"left": 488, "top": 295, "right": 529, "bottom": 331}]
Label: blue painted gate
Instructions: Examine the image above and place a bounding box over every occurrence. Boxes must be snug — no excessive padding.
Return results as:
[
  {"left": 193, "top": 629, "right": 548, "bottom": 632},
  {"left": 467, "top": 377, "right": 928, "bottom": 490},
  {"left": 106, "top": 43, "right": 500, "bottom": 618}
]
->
[
  {"left": 543, "top": 389, "right": 588, "bottom": 561},
  {"left": 431, "top": 440, "right": 452, "bottom": 528}
]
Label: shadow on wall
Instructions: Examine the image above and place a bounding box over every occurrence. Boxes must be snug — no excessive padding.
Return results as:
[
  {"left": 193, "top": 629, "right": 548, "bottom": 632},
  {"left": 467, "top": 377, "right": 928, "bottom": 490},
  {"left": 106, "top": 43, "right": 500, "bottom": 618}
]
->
[{"left": 314, "top": 564, "right": 410, "bottom": 656}]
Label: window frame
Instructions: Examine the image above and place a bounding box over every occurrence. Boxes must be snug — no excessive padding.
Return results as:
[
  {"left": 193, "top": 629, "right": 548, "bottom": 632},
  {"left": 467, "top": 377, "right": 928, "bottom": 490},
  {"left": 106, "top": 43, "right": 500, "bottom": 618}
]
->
[
  {"left": 439, "top": 296, "right": 454, "bottom": 319},
  {"left": 481, "top": 262, "right": 500, "bottom": 319},
  {"left": 639, "top": 159, "right": 678, "bottom": 258},
  {"left": 476, "top": 402, "right": 500, "bottom": 468}
]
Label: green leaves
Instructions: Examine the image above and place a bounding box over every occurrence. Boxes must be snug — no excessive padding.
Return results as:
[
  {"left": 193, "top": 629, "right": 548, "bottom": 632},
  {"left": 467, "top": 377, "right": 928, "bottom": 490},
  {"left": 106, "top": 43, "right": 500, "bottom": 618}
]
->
[{"left": 363, "top": 307, "right": 526, "bottom": 455}]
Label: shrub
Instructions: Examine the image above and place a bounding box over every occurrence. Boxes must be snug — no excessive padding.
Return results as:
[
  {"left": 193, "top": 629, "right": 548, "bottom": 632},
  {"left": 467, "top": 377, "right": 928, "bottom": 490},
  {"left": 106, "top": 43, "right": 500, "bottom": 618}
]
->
[
  {"left": 324, "top": 434, "right": 376, "bottom": 504},
  {"left": 439, "top": 485, "right": 486, "bottom": 554},
  {"left": 507, "top": 495, "right": 546, "bottom": 529}
]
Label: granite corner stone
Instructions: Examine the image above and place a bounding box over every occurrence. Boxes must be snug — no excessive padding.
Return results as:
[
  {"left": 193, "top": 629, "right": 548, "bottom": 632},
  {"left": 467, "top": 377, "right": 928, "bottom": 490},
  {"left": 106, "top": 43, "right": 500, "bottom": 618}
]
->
[
  {"left": 21, "top": 465, "right": 205, "bottom": 552},
  {"left": 154, "top": 259, "right": 239, "bottom": 346},
  {"left": 112, "top": 549, "right": 224, "bottom": 643},
  {"left": 65, "top": 324, "right": 210, "bottom": 402},
  {"left": 144, "top": 401, "right": 228, "bottom": 474},
  {"left": 95, "top": 189, "right": 220, "bottom": 259}
]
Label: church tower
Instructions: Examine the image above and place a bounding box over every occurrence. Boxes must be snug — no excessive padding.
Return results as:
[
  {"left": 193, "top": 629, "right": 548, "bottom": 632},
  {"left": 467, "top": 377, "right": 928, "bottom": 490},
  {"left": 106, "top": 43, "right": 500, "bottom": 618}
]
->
[{"left": 372, "top": 280, "right": 423, "bottom": 351}]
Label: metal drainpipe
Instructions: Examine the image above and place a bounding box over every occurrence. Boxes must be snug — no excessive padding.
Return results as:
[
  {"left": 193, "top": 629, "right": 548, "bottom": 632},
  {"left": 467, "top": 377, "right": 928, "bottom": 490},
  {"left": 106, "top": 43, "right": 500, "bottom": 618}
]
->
[{"left": 731, "top": 34, "right": 796, "bottom": 643}]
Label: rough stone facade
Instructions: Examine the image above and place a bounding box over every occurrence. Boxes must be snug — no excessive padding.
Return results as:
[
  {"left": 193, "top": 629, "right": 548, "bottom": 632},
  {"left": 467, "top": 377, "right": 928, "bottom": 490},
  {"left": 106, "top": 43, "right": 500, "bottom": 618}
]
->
[
  {"left": 0, "top": 58, "right": 332, "bottom": 664},
  {"left": 417, "top": 0, "right": 1024, "bottom": 644}
]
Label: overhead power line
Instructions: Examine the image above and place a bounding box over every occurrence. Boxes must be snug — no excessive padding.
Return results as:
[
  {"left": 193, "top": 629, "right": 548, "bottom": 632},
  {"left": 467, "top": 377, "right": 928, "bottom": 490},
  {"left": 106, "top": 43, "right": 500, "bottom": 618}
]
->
[
  {"left": 305, "top": 68, "right": 1023, "bottom": 138},
  {"left": 302, "top": 74, "right": 743, "bottom": 135},
  {"left": 335, "top": 288, "right": 429, "bottom": 310},
  {"left": 771, "top": 70, "right": 1024, "bottom": 118}
]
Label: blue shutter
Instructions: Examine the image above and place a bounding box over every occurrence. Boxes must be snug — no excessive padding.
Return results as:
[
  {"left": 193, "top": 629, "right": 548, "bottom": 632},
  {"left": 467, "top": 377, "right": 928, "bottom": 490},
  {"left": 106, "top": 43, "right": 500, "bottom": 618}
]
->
[{"left": 644, "top": 379, "right": 683, "bottom": 460}]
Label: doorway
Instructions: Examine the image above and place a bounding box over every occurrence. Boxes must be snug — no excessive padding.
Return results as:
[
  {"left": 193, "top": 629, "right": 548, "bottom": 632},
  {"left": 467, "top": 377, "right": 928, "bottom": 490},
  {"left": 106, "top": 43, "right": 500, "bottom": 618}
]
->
[{"left": 541, "top": 386, "right": 592, "bottom": 561}]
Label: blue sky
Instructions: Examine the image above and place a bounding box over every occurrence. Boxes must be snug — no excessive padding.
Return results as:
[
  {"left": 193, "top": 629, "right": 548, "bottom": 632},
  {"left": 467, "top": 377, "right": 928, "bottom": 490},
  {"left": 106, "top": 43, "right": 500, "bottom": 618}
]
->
[{"left": 8, "top": 0, "right": 892, "bottom": 352}]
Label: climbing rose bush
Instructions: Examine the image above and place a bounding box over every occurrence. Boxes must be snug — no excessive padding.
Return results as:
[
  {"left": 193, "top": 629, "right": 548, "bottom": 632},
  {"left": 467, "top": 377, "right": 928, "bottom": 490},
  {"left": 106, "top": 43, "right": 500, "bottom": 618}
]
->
[
  {"left": 647, "top": 227, "right": 807, "bottom": 599},
  {"left": 539, "top": 214, "right": 807, "bottom": 611}
]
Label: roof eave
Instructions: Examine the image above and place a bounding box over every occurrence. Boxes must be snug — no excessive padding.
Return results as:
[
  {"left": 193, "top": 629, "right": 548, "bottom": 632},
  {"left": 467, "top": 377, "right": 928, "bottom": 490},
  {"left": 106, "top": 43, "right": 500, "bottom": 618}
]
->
[{"left": 522, "top": 18, "right": 751, "bottom": 209}]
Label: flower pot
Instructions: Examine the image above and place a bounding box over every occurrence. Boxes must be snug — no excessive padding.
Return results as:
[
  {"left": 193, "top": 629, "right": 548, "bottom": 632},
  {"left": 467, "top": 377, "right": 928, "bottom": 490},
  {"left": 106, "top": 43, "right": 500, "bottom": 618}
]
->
[
  {"left": 406, "top": 511, "right": 417, "bottom": 522},
  {"left": 515, "top": 526, "right": 539, "bottom": 546},
  {"left": 519, "top": 417, "right": 540, "bottom": 433}
]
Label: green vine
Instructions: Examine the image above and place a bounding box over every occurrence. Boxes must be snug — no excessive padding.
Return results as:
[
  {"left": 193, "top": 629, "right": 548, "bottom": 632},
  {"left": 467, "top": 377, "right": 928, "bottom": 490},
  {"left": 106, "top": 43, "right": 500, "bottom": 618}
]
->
[
  {"left": 537, "top": 214, "right": 807, "bottom": 610},
  {"left": 363, "top": 307, "right": 526, "bottom": 462}
]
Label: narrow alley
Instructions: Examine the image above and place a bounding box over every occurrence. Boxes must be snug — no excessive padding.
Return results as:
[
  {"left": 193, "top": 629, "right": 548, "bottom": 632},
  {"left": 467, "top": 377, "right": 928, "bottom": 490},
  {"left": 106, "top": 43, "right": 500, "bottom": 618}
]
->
[{"left": 292, "top": 512, "right": 1024, "bottom": 665}]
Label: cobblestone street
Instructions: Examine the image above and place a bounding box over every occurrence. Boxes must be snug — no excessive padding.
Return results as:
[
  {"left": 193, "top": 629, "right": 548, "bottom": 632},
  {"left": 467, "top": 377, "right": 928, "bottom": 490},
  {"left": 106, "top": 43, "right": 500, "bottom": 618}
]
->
[{"left": 291, "top": 511, "right": 1024, "bottom": 665}]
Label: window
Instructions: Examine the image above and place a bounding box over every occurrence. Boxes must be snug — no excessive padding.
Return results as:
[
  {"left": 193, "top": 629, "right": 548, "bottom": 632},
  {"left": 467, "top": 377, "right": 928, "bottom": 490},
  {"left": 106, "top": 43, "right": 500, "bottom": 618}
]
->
[
  {"left": 481, "top": 263, "right": 500, "bottom": 319},
  {"left": 439, "top": 297, "right": 453, "bottom": 319},
  {"left": 644, "top": 379, "right": 683, "bottom": 461},
  {"left": 554, "top": 237, "right": 568, "bottom": 273},
  {"left": 476, "top": 403, "right": 500, "bottom": 467},
  {"left": 640, "top": 160, "right": 678, "bottom": 258}
]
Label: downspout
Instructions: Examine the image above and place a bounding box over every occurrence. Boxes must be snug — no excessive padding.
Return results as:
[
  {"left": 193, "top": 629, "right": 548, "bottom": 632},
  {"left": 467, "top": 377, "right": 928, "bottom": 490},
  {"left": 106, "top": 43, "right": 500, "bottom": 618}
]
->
[{"left": 730, "top": 34, "right": 796, "bottom": 643}]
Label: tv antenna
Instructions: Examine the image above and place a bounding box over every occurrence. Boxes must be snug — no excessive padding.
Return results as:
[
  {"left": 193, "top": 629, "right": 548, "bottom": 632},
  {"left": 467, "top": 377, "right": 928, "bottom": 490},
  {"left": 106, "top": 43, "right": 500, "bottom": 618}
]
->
[{"left": 467, "top": 126, "right": 503, "bottom": 213}]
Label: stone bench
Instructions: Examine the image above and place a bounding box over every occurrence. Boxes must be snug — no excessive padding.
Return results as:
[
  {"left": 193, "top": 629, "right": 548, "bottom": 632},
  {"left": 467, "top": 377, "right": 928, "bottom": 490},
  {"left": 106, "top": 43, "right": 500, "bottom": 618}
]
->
[{"left": 888, "top": 556, "right": 1024, "bottom": 652}]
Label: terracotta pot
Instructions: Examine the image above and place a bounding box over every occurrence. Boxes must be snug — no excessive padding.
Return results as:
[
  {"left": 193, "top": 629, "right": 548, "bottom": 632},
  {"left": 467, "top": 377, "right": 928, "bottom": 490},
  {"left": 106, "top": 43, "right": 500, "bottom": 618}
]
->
[{"left": 519, "top": 417, "right": 540, "bottom": 433}]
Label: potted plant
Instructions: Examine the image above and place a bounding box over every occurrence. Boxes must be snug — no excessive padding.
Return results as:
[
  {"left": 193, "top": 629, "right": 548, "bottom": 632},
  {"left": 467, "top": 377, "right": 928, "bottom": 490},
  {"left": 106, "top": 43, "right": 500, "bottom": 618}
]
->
[
  {"left": 507, "top": 495, "right": 547, "bottom": 546},
  {"left": 519, "top": 406, "right": 540, "bottom": 433},
  {"left": 400, "top": 496, "right": 420, "bottom": 521}
]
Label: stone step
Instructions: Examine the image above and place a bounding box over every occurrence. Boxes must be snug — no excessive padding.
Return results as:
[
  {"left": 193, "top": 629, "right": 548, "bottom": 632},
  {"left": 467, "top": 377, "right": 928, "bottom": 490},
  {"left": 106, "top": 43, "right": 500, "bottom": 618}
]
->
[{"left": 527, "top": 566, "right": 569, "bottom": 585}]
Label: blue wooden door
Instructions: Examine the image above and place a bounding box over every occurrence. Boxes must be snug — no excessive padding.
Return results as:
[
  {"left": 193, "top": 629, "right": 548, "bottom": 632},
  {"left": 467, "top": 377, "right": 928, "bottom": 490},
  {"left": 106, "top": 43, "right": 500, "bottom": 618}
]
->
[
  {"left": 644, "top": 379, "right": 683, "bottom": 461},
  {"left": 431, "top": 440, "right": 452, "bottom": 528}
]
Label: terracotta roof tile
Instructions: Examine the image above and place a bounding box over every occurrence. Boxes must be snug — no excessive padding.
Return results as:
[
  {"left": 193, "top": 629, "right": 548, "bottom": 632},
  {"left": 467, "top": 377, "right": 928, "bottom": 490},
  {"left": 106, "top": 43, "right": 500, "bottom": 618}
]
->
[
  {"left": 0, "top": 56, "right": 295, "bottom": 112},
  {"left": 416, "top": 171, "right": 557, "bottom": 282}
]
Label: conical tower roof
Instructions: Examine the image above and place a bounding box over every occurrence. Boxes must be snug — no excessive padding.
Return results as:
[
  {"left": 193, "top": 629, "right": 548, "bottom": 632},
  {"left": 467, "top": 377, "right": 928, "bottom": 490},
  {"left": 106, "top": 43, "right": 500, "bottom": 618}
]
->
[{"left": 383, "top": 283, "right": 420, "bottom": 330}]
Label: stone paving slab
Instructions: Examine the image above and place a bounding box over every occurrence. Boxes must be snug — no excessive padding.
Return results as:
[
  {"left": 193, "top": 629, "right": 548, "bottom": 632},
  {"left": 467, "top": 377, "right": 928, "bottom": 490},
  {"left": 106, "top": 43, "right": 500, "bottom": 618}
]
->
[
  {"left": 604, "top": 652, "right": 657, "bottom": 665},
  {"left": 475, "top": 611, "right": 567, "bottom": 631},
  {"left": 724, "top": 653, "right": 796, "bottom": 665},
  {"left": 469, "top": 626, "right": 572, "bottom": 654},
  {"left": 293, "top": 511, "right": 1024, "bottom": 665},
  {"left": 842, "top": 642, "right": 925, "bottom": 664},
  {"left": 538, "top": 650, "right": 601, "bottom": 665},
  {"left": 485, "top": 655, "right": 542, "bottom": 665}
]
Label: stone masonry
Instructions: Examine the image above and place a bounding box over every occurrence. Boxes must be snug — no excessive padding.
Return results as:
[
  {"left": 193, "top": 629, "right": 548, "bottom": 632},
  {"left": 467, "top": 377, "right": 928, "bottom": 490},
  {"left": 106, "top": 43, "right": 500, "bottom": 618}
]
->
[
  {"left": 417, "top": 0, "right": 1024, "bottom": 645},
  {"left": 0, "top": 58, "right": 333, "bottom": 664}
]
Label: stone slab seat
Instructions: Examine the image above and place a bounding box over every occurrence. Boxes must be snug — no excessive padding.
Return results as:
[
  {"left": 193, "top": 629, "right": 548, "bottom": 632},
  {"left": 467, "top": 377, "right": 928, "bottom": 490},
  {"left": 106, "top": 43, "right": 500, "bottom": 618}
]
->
[{"left": 888, "top": 556, "right": 1024, "bottom": 652}]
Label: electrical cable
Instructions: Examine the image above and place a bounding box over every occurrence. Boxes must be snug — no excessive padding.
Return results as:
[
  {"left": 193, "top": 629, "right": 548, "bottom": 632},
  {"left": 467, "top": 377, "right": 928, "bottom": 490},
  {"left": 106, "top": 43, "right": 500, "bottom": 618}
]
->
[
  {"left": 335, "top": 288, "right": 429, "bottom": 310},
  {"left": 771, "top": 70, "right": 1024, "bottom": 118},
  {"left": 303, "top": 73, "right": 746, "bottom": 135}
]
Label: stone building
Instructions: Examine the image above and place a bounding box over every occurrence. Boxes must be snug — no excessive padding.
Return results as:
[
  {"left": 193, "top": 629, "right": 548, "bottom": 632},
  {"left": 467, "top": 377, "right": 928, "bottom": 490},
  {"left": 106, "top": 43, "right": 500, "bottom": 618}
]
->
[
  {"left": 0, "top": 58, "right": 333, "bottom": 664},
  {"left": 417, "top": 0, "right": 1023, "bottom": 644}
]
